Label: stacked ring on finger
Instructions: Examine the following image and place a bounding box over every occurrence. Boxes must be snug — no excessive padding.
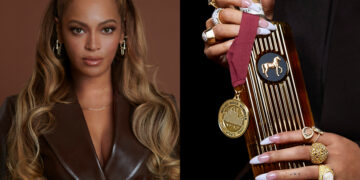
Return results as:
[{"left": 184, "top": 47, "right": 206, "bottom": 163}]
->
[
  {"left": 302, "top": 126, "right": 324, "bottom": 142},
  {"left": 310, "top": 142, "right": 328, "bottom": 164},
  {"left": 319, "top": 165, "right": 335, "bottom": 180},
  {"left": 313, "top": 126, "right": 324, "bottom": 143},
  {"left": 202, "top": 28, "right": 216, "bottom": 44},
  {"left": 211, "top": 8, "right": 223, "bottom": 25},
  {"left": 302, "top": 126, "right": 315, "bottom": 139}
]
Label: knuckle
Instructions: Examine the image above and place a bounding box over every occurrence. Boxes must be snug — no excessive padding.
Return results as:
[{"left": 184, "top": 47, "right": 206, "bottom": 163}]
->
[
  {"left": 277, "top": 132, "right": 288, "bottom": 142},
  {"left": 298, "top": 146, "right": 310, "bottom": 157},
  {"left": 220, "top": 8, "right": 230, "bottom": 21},
  {"left": 220, "top": 41, "right": 229, "bottom": 50},
  {"left": 212, "top": 24, "right": 222, "bottom": 35},
  {"left": 204, "top": 48, "right": 209, "bottom": 56},
  {"left": 205, "top": 46, "right": 215, "bottom": 57},
  {"left": 267, "top": 151, "right": 276, "bottom": 162},
  {"left": 206, "top": 19, "right": 213, "bottom": 28}
]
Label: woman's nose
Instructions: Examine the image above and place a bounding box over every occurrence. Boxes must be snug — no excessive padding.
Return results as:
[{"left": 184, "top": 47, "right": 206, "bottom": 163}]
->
[{"left": 85, "top": 32, "right": 100, "bottom": 51}]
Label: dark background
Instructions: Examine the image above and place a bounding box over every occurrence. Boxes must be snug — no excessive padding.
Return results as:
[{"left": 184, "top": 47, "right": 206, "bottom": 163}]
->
[
  {"left": 180, "top": 1, "right": 252, "bottom": 179},
  {"left": 181, "top": 1, "right": 360, "bottom": 179}
]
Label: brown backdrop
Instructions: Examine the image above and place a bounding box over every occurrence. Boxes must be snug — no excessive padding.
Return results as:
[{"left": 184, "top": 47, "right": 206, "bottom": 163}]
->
[{"left": 0, "top": 0, "right": 180, "bottom": 106}]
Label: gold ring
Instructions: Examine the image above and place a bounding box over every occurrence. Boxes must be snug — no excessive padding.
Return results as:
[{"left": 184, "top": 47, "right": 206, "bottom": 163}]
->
[
  {"left": 211, "top": 8, "right": 223, "bottom": 25},
  {"left": 310, "top": 142, "right": 328, "bottom": 164},
  {"left": 312, "top": 126, "right": 324, "bottom": 135},
  {"left": 319, "top": 165, "right": 334, "bottom": 180},
  {"left": 312, "top": 126, "right": 324, "bottom": 143},
  {"left": 314, "top": 133, "right": 321, "bottom": 143},
  {"left": 208, "top": 0, "right": 218, "bottom": 8},
  {"left": 202, "top": 28, "right": 216, "bottom": 44},
  {"left": 302, "top": 126, "right": 314, "bottom": 139}
]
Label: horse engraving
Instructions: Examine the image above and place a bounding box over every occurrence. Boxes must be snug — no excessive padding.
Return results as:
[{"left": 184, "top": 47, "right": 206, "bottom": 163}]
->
[{"left": 261, "top": 56, "right": 283, "bottom": 78}]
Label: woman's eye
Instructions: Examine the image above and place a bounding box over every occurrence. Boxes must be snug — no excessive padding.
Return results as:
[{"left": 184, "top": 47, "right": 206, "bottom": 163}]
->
[
  {"left": 71, "top": 27, "right": 84, "bottom": 35},
  {"left": 102, "top": 27, "right": 115, "bottom": 34}
]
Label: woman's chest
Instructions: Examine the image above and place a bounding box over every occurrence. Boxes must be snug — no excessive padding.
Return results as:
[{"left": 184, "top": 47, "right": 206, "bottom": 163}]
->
[{"left": 83, "top": 108, "right": 114, "bottom": 168}]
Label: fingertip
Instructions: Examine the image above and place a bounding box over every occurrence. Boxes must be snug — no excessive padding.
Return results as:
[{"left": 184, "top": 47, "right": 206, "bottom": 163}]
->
[
  {"left": 241, "top": 0, "right": 252, "bottom": 7},
  {"left": 267, "top": 22, "right": 277, "bottom": 31},
  {"left": 255, "top": 173, "right": 267, "bottom": 180},
  {"left": 257, "top": 27, "right": 270, "bottom": 35},
  {"left": 258, "top": 19, "right": 277, "bottom": 31},
  {"left": 248, "top": 2, "right": 264, "bottom": 13},
  {"left": 249, "top": 155, "right": 260, "bottom": 164},
  {"left": 260, "top": 137, "right": 272, "bottom": 145}
]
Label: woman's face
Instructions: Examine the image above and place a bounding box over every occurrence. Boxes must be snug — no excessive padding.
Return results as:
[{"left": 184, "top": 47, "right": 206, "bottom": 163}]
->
[{"left": 58, "top": 0, "right": 122, "bottom": 78}]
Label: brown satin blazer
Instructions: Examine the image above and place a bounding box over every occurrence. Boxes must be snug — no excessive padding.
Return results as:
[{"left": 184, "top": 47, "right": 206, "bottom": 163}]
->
[{"left": 0, "top": 91, "right": 152, "bottom": 179}]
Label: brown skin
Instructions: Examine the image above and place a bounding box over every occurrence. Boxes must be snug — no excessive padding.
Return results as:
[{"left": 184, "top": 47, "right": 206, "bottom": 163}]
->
[
  {"left": 204, "top": 0, "right": 274, "bottom": 66},
  {"left": 56, "top": 0, "right": 124, "bottom": 167},
  {"left": 204, "top": 0, "right": 360, "bottom": 179}
]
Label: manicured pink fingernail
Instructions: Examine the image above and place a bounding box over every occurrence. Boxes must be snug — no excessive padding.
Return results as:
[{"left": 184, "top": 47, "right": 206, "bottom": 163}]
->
[
  {"left": 255, "top": 173, "right": 267, "bottom": 180},
  {"left": 249, "top": 154, "right": 270, "bottom": 164},
  {"left": 242, "top": 0, "right": 252, "bottom": 7},
  {"left": 255, "top": 172, "right": 277, "bottom": 180},
  {"left": 259, "top": 19, "right": 268, "bottom": 28},
  {"left": 267, "top": 172, "right": 277, "bottom": 180},
  {"left": 257, "top": 27, "right": 270, "bottom": 35},
  {"left": 259, "top": 19, "right": 277, "bottom": 31},
  {"left": 269, "top": 134, "right": 280, "bottom": 143},
  {"left": 260, "top": 135, "right": 279, "bottom": 145}
]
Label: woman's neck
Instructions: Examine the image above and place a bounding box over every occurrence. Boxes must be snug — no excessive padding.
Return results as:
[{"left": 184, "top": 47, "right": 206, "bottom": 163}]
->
[{"left": 72, "top": 70, "right": 113, "bottom": 108}]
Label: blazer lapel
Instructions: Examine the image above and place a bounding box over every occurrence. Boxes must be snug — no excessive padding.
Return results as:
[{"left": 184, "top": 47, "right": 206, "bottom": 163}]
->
[
  {"left": 43, "top": 91, "right": 106, "bottom": 180},
  {"left": 104, "top": 92, "right": 150, "bottom": 179}
]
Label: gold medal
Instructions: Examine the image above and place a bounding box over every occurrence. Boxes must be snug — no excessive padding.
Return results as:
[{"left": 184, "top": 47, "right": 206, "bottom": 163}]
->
[{"left": 218, "top": 89, "right": 249, "bottom": 138}]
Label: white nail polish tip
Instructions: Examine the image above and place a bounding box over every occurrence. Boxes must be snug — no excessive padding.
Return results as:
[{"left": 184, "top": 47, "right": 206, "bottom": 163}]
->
[
  {"left": 260, "top": 137, "right": 272, "bottom": 145},
  {"left": 255, "top": 173, "right": 267, "bottom": 180},
  {"left": 267, "top": 22, "right": 277, "bottom": 31},
  {"left": 248, "top": 3, "right": 263, "bottom": 13},
  {"left": 257, "top": 28, "right": 270, "bottom": 35},
  {"left": 249, "top": 155, "right": 261, "bottom": 164},
  {"left": 323, "top": 172, "right": 334, "bottom": 180}
]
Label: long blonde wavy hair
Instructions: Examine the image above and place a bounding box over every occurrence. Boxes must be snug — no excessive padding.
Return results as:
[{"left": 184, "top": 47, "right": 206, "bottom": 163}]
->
[{"left": 6, "top": 0, "right": 179, "bottom": 179}]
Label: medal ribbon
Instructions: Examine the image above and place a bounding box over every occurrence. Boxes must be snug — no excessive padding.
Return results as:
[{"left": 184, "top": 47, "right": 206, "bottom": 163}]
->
[{"left": 226, "top": 13, "right": 259, "bottom": 87}]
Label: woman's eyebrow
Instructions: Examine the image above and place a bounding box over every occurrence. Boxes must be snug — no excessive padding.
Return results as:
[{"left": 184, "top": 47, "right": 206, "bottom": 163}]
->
[
  {"left": 99, "top": 19, "right": 118, "bottom": 25},
  {"left": 67, "top": 19, "right": 118, "bottom": 27}
]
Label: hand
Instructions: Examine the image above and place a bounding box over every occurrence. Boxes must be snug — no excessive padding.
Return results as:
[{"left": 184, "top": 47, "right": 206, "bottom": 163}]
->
[
  {"left": 203, "top": 0, "right": 275, "bottom": 66},
  {"left": 249, "top": 129, "right": 360, "bottom": 180}
]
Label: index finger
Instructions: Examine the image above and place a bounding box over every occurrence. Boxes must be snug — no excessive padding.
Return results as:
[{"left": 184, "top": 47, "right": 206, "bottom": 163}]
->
[{"left": 260, "top": 130, "right": 334, "bottom": 146}]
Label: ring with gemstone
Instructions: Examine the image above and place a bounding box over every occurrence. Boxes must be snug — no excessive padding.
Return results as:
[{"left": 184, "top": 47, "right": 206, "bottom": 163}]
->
[
  {"left": 202, "top": 28, "right": 216, "bottom": 44},
  {"left": 212, "top": 8, "right": 223, "bottom": 25},
  {"left": 310, "top": 142, "right": 328, "bottom": 164},
  {"left": 302, "top": 126, "right": 314, "bottom": 140},
  {"left": 319, "top": 165, "right": 334, "bottom": 180}
]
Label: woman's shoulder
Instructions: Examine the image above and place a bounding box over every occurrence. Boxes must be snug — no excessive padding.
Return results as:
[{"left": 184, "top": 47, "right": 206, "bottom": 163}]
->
[{"left": 0, "top": 95, "right": 18, "bottom": 135}]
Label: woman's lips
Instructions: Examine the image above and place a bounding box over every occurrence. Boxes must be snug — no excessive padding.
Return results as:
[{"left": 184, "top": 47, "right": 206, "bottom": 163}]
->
[{"left": 82, "top": 57, "right": 103, "bottom": 66}]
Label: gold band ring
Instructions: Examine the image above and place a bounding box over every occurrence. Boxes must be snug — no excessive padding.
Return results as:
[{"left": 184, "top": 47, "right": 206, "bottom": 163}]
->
[
  {"left": 312, "top": 126, "right": 324, "bottom": 143},
  {"left": 202, "top": 28, "right": 216, "bottom": 44},
  {"left": 319, "top": 165, "right": 334, "bottom": 180},
  {"left": 310, "top": 142, "right": 328, "bottom": 164},
  {"left": 208, "top": 0, "right": 218, "bottom": 8},
  {"left": 314, "top": 133, "right": 321, "bottom": 143}
]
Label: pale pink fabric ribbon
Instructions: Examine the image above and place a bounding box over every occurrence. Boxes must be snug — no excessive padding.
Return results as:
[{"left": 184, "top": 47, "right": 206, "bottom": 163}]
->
[{"left": 226, "top": 12, "right": 259, "bottom": 87}]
